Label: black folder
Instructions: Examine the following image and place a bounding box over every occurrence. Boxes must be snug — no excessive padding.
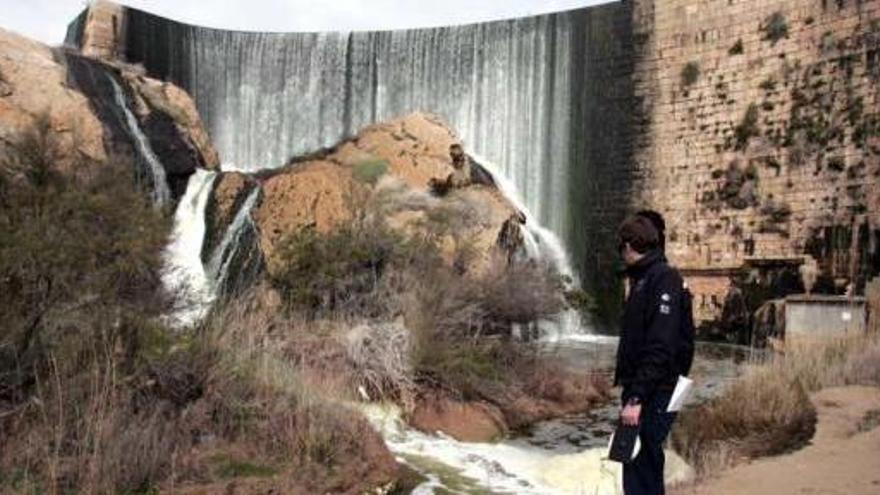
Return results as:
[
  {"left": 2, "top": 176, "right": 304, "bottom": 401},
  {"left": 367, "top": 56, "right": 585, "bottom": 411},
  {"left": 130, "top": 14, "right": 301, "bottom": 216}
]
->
[{"left": 608, "top": 422, "right": 640, "bottom": 463}]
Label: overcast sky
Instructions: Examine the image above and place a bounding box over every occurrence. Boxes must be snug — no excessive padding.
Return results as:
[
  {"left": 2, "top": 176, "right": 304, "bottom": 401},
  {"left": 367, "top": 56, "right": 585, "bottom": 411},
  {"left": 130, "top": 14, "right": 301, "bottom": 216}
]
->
[{"left": 1, "top": 0, "right": 609, "bottom": 46}]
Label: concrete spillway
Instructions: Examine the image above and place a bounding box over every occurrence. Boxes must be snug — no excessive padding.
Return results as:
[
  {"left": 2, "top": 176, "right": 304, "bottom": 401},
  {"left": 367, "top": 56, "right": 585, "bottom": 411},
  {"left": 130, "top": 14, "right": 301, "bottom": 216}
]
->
[{"left": 68, "top": 4, "right": 635, "bottom": 283}]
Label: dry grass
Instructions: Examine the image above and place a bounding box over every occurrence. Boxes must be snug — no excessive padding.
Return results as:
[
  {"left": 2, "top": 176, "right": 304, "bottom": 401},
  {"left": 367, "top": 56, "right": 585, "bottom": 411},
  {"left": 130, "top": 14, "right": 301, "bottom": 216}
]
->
[{"left": 673, "top": 335, "right": 880, "bottom": 477}]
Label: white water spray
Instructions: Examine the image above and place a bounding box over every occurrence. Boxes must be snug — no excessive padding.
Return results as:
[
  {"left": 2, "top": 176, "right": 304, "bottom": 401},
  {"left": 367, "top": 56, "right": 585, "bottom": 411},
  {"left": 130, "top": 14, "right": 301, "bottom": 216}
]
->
[
  {"left": 362, "top": 403, "right": 694, "bottom": 495},
  {"left": 162, "top": 169, "right": 217, "bottom": 326}
]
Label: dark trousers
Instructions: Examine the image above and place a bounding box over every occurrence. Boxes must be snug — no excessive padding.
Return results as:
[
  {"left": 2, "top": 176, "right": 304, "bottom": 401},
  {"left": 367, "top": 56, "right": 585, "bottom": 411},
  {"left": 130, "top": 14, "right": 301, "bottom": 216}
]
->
[{"left": 623, "top": 391, "right": 677, "bottom": 495}]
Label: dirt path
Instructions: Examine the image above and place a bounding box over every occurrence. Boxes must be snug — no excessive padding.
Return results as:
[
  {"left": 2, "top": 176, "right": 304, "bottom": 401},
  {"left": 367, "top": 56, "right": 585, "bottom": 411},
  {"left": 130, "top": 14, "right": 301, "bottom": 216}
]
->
[{"left": 673, "top": 386, "right": 880, "bottom": 495}]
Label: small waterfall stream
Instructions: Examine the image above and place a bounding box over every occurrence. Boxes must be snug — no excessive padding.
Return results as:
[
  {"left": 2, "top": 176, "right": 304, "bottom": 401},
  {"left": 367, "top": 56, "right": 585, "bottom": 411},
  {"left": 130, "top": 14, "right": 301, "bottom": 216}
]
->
[
  {"left": 473, "top": 154, "right": 588, "bottom": 338},
  {"left": 206, "top": 186, "right": 262, "bottom": 297},
  {"left": 106, "top": 73, "right": 172, "bottom": 206}
]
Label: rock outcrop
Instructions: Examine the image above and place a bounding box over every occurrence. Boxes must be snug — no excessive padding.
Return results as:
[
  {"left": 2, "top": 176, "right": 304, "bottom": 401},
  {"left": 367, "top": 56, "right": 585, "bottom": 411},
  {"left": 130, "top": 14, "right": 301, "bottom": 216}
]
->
[
  {"left": 410, "top": 395, "right": 508, "bottom": 442},
  {"left": 0, "top": 27, "right": 217, "bottom": 199},
  {"left": 0, "top": 28, "right": 107, "bottom": 169},
  {"left": 247, "top": 112, "right": 523, "bottom": 277}
]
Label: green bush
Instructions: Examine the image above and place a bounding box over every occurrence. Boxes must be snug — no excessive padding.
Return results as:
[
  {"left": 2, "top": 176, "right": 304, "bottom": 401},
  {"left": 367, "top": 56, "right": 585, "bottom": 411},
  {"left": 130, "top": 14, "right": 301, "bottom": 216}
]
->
[
  {"left": 729, "top": 39, "right": 744, "bottom": 55},
  {"left": 681, "top": 61, "right": 700, "bottom": 87},
  {"left": 734, "top": 104, "right": 761, "bottom": 150},
  {"left": 763, "top": 12, "right": 789, "bottom": 45},
  {"left": 353, "top": 157, "right": 389, "bottom": 185},
  {"left": 0, "top": 115, "right": 172, "bottom": 406},
  {"left": 270, "top": 222, "right": 418, "bottom": 318},
  {"left": 0, "top": 116, "right": 177, "bottom": 493}
]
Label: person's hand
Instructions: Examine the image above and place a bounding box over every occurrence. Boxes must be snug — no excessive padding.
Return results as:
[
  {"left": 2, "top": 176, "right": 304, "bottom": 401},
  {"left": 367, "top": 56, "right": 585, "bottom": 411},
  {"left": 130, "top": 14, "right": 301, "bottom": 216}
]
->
[{"left": 621, "top": 403, "right": 642, "bottom": 426}]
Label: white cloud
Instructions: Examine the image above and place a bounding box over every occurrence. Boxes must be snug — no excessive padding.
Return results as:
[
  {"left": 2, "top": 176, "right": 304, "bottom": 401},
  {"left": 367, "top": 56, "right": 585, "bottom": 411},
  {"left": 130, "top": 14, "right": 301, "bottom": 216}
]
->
[{"left": 0, "top": 0, "right": 610, "bottom": 45}]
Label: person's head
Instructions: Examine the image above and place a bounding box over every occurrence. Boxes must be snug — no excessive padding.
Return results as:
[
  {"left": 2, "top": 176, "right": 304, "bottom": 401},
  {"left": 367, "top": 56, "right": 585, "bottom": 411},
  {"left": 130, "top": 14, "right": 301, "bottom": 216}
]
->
[
  {"left": 636, "top": 209, "right": 666, "bottom": 253},
  {"left": 450, "top": 143, "right": 466, "bottom": 168},
  {"left": 617, "top": 215, "right": 660, "bottom": 266}
]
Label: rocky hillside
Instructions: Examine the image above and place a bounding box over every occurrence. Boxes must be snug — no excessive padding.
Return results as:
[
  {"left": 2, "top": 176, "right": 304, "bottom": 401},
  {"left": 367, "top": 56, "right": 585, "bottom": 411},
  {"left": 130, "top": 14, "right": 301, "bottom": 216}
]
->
[{"left": 0, "top": 27, "right": 217, "bottom": 199}]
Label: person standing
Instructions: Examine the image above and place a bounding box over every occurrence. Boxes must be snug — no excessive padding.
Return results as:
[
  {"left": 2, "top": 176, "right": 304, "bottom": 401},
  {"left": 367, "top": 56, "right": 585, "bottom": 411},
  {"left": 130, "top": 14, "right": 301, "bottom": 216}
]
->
[{"left": 614, "top": 214, "right": 694, "bottom": 495}]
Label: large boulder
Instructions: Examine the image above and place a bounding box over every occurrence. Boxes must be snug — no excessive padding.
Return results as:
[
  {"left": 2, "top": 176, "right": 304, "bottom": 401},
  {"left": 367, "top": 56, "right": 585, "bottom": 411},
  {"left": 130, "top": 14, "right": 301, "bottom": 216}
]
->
[
  {"left": 0, "top": 28, "right": 106, "bottom": 169},
  {"left": 250, "top": 112, "right": 523, "bottom": 276},
  {"left": 410, "top": 394, "right": 508, "bottom": 442}
]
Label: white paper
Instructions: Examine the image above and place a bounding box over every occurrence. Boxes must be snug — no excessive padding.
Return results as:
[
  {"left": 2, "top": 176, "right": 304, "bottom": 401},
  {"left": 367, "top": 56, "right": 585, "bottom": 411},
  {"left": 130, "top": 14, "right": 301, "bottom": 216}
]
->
[{"left": 666, "top": 375, "right": 694, "bottom": 412}]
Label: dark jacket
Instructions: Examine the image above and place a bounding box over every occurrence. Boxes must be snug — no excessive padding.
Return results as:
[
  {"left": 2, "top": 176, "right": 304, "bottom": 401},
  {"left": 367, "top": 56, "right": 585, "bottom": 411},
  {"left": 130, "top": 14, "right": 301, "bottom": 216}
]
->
[{"left": 614, "top": 251, "right": 694, "bottom": 402}]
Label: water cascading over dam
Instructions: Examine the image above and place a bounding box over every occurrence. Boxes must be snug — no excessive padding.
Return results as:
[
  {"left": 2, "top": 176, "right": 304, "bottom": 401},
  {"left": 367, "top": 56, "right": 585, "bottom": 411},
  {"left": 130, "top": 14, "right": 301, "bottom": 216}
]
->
[{"left": 67, "top": 3, "right": 636, "bottom": 284}]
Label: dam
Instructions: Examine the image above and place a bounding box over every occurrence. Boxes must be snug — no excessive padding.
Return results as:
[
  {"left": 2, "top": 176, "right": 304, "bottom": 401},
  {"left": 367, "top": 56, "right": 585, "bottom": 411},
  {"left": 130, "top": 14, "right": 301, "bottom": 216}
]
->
[
  {"left": 66, "top": 0, "right": 880, "bottom": 331},
  {"left": 66, "top": 1, "right": 638, "bottom": 305}
]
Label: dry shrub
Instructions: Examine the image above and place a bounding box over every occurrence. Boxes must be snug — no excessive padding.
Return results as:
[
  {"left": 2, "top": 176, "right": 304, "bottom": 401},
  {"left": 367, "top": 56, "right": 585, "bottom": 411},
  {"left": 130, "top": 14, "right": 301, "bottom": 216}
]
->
[
  {"left": 269, "top": 174, "right": 574, "bottom": 407},
  {"left": 672, "top": 368, "right": 816, "bottom": 476},
  {"left": 673, "top": 335, "right": 880, "bottom": 477},
  {"left": 343, "top": 320, "right": 417, "bottom": 408},
  {"left": 187, "top": 298, "right": 398, "bottom": 492},
  {"left": 843, "top": 337, "right": 880, "bottom": 385},
  {"left": 479, "top": 259, "right": 567, "bottom": 327}
]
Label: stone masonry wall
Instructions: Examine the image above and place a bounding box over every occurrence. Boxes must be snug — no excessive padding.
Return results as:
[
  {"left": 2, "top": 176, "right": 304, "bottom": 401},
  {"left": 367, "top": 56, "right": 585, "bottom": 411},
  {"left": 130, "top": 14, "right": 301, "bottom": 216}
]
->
[
  {"left": 65, "top": 0, "right": 124, "bottom": 59},
  {"left": 633, "top": 0, "right": 880, "bottom": 324}
]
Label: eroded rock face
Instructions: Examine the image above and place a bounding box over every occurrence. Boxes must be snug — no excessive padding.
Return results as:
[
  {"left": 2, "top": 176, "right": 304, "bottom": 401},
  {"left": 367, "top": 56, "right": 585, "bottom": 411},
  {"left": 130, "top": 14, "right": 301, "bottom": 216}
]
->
[
  {"left": 0, "top": 28, "right": 217, "bottom": 199},
  {"left": 251, "top": 112, "right": 521, "bottom": 277},
  {"left": 410, "top": 395, "right": 508, "bottom": 442},
  {"left": 0, "top": 28, "right": 107, "bottom": 169},
  {"left": 124, "top": 73, "right": 220, "bottom": 195}
]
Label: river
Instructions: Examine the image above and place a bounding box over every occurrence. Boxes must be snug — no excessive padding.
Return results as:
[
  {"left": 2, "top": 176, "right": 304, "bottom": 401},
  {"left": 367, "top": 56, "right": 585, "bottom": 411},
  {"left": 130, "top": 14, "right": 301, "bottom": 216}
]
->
[{"left": 366, "top": 337, "right": 761, "bottom": 494}]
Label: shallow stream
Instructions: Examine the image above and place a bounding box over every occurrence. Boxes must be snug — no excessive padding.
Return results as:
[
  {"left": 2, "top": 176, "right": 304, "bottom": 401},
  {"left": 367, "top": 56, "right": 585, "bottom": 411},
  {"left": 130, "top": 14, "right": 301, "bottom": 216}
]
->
[{"left": 366, "top": 336, "right": 761, "bottom": 494}]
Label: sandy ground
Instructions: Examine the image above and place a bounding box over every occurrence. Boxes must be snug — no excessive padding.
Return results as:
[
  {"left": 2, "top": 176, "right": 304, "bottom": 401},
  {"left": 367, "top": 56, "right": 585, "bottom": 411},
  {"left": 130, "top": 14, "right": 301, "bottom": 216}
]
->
[{"left": 672, "top": 386, "right": 880, "bottom": 495}]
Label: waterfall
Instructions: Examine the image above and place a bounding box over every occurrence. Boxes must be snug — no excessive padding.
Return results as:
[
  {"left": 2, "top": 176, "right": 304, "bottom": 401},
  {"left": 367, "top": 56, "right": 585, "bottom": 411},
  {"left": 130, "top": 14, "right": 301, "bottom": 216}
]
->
[
  {"left": 106, "top": 73, "right": 172, "bottom": 206},
  {"left": 206, "top": 186, "right": 262, "bottom": 297},
  {"left": 118, "top": 5, "right": 628, "bottom": 280},
  {"left": 162, "top": 168, "right": 217, "bottom": 325},
  {"left": 472, "top": 154, "right": 588, "bottom": 337}
]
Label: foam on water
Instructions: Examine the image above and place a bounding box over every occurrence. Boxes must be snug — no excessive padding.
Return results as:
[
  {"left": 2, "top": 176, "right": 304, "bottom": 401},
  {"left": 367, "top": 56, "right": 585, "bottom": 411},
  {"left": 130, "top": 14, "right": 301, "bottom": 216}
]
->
[{"left": 362, "top": 403, "right": 693, "bottom": 495}]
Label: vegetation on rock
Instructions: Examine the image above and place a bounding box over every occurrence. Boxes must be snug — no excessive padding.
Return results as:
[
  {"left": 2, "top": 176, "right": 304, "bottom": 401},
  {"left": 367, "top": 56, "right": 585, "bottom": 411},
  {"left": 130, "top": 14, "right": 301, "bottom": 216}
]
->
[
  {"left": 728, "top": 39, "right": 744, "bottom": 56},
  {"left": 733, "top": 104, "right": 761, "bottom": 150},
  {"left": 682, "top": 61, "right": 701, "bottom": 87},
  {"left": 762, "top": 12, "right": 789, "bottom": 45}
]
